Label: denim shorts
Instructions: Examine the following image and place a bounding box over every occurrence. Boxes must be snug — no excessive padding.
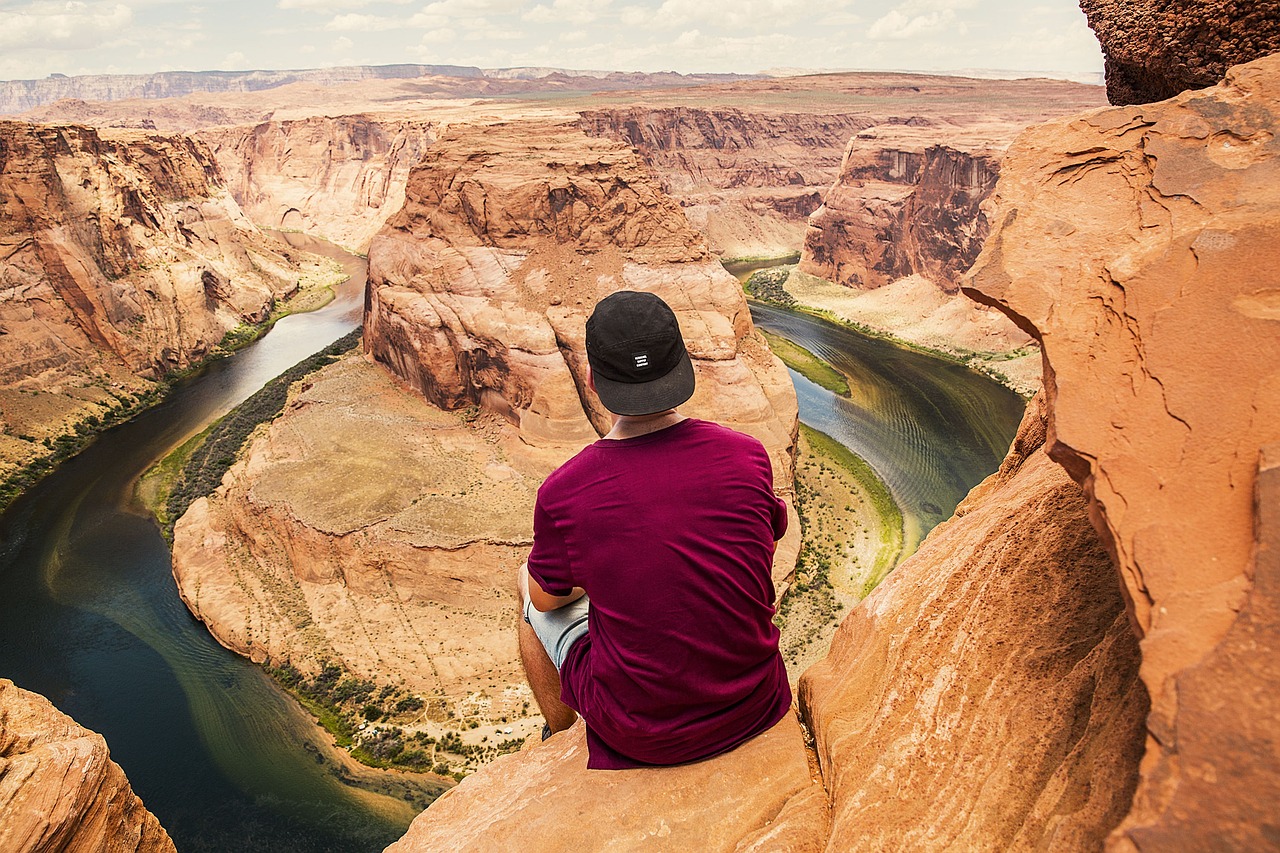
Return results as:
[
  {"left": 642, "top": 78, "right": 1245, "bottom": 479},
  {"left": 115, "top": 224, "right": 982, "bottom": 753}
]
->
[{"left": 523, "top": 594, "right": 590, "bottom": 670}]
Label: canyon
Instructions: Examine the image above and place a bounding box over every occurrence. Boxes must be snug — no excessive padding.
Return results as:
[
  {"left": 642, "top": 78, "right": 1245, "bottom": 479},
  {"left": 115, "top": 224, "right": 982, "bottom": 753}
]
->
[
  {"left": 1, "top": 13, "right": 1277, "bottom": 850},
  {"left": 0, "top": 120, "right": 334, "bottom": 493}
]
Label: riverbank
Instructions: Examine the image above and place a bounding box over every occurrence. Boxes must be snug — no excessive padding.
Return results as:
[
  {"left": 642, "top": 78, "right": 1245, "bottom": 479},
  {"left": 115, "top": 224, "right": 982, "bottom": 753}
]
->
[
  {"left": 737, "top": 261, "right": 1040, "bottom": 397},
  {"left": 776, "top": 424, "right": 904, "bottom": 677},
  {"left": 0, "top": 246, "right": 346, "bottom": 514}
]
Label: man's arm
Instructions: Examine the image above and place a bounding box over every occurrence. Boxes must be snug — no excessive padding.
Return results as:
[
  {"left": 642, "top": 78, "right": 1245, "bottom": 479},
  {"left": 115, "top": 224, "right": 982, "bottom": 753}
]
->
[{"left": 522, "top": 562, "right": 586, "bottom": 612}]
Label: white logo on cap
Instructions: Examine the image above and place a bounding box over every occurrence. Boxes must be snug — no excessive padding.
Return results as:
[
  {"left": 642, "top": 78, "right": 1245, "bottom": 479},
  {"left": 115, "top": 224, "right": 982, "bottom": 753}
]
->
[{"left": 633, "top": 352, "right": 649, "bottom": 369}]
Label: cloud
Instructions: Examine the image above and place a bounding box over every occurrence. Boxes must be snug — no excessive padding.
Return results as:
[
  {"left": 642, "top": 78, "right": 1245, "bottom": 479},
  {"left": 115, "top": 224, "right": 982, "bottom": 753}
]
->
[
  {"left": 0, "top": 1, "right": 134, "bottom": 51},
  {"left": 631, "top": 0, "right": 819, "bottom": 31},
  {"left": 324, "top": 13, "right": 402, "bottom": 31},
  {"left": 523, "top": 0, "right": 607, "bottom": 25}
]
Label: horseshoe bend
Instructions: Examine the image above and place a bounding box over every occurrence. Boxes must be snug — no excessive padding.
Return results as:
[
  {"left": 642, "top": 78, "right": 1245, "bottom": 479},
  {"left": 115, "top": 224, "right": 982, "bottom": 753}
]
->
[{"left": 1, "top": 16, "right": 1278, "bottom": 853}]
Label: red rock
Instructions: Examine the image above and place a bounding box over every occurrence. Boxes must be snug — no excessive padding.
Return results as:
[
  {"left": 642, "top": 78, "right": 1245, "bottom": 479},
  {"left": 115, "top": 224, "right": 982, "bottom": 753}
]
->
[
  {"left": 964, "top": 53, "right": 1280, "bottom": 848},
  {"left": 799, "top": 395, "right": 1147, "bottom": 850},
  {"left": 385, "top": 714, "right": 827, "bottom": 853},
  {"left": 1079, "top": 0, "right": 1280, "bottom": 105},
  {"left": 0, "top": 680, "right": 175, "bottom": 853}
]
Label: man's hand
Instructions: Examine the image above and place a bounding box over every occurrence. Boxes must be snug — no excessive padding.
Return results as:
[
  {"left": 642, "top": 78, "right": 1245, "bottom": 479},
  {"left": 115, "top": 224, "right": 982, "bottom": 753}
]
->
[{"left": 520, "top": 562, "right": 586, "bottom": 612}]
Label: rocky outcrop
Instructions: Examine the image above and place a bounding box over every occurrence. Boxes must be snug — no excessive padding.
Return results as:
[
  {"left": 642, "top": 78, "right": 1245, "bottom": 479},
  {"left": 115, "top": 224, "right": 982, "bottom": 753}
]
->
[
  {"left": 388, "top": 395, "right": 1147, "bottom": 851},
  {"left": 0, "top": 679, "right": 175, "bottom": 853},
  {"left": 387, "top": 714, "right": 827, "bottom": 853},
  {"left": 197, "top": 116, "right": 436, "bottom": 252},
  {"left": 1079, "top": 0, "right": 1280, "bottom": 105},
  {"left": 0, "top": 120, "right": 312, "bottom": 478},
  {"left": 172, "top": 120, "right": 798, "bottom": 745},
  {"left": 799, "top": 125, "right": 1008, "bottom": 293},
  {"left": 964, "top": 52, "right": 1280, "bottom": 849},
  {"left": 799, "top": 394, "right": 1146, "bottom": 850}
]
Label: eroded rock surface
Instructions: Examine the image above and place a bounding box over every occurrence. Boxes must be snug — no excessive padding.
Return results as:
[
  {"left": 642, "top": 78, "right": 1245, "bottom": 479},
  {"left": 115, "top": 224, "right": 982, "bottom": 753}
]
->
[
  {"left": 0, "top": 680, "right": 175, "bottom": 853},
  {"left": 799, "top": 395, "right": 1147, "bottom": 851},
  {"left": 964, "top": 53, "right": 1280, "bottom": 849},
  {"left": 198, "top": 116, "right": 436, "bottom": 252},
  {"left": 1079, "top": 0, "right": 1280, "bottom": 104},
  {"left": 0, "top": 120, "right": 313, "bottom": 478},
  {"left": 386, "top": 715, "right": 827, "bottom": 853}
]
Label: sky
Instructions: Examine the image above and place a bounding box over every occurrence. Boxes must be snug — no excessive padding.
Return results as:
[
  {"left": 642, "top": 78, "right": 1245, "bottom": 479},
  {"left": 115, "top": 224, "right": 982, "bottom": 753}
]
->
[{"left": 0, "top": 0, "right": 1105, "bottom": 81}]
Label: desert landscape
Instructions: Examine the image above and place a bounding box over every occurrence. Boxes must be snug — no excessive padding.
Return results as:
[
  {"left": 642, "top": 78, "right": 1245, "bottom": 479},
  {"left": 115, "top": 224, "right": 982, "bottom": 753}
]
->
[{"left": 1, "top": 1, "right": 1278, "bottom": 851}]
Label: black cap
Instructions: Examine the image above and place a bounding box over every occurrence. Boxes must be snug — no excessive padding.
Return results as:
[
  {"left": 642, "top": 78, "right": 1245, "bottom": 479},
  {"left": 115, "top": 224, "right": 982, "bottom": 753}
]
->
[{"left": 585, "top": 291, "right": 696, "bottom": 416}]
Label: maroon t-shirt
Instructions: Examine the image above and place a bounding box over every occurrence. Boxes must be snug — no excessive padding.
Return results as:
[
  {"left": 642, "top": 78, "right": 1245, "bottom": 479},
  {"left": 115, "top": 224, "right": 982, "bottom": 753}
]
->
[{"left": 526, "top": 418, "right": 791, "bottom": 770}]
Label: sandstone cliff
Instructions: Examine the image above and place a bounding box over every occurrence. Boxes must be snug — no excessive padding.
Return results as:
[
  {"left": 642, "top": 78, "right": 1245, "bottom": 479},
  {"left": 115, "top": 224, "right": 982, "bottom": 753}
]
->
[
  {"left": 388, "top": 396, "right": 1147, "bottom": 851},
  {"left": 1078, "top": 0, "right": 1280, "bottom": 104},
  {"left": 0, "top": 121, "right": 316, "bottom": 482},
  {"left": 964, "top": 52, "right": 1280, "bottom": 849},
  {"left": 0, "top": 679, "right": 175, "bottom": 853},
  {"left": 196, "top": 116, "right": 436, "bottom": 252},
  {"left": 171, "top": 121, "right": 799, "bottom": 761}
]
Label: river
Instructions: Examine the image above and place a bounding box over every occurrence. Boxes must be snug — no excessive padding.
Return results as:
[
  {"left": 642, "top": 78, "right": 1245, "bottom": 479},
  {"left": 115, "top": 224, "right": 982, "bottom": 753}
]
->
[
  {"left": 0, "top": 234, "right": 424, "bottom": 853},
  {"left": 0, "top": 249, "right": 1024, "bottom": 851}
]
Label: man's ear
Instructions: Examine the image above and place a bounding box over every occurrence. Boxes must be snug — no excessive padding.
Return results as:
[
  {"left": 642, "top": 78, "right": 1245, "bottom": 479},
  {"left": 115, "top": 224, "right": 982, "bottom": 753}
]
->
[{"left": 587, "top": 367, "right": 596, "bottom": 393}]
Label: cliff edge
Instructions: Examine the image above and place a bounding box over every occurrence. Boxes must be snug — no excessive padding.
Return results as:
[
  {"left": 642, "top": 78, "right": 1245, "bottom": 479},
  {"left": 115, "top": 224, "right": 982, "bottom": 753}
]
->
[{"left": 0, "top": 680, "right": 175, "bottom": 853}]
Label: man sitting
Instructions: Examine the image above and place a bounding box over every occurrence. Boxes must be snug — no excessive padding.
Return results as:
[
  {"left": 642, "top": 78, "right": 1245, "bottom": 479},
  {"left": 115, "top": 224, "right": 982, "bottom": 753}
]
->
[{"left": 518, "top": 290, "right": 791, "bottom": 769}]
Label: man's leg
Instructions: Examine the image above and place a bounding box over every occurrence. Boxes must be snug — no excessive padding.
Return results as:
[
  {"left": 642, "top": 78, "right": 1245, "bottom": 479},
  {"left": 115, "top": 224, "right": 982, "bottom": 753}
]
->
[{"left": 517, "top": 565, "right": 578, "bottom": 734}]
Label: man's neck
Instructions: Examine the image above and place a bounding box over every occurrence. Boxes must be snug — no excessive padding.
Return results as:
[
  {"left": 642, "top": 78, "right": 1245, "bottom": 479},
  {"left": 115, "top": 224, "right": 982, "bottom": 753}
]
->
[{"left": 603, "top": 409, "right": 686, "bottom": 440}]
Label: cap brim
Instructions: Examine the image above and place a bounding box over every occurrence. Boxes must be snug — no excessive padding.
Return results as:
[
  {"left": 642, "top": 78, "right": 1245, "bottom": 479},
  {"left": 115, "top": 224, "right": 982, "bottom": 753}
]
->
[{"left": 591, "top": 350, "right": 696, "bottom": 416}]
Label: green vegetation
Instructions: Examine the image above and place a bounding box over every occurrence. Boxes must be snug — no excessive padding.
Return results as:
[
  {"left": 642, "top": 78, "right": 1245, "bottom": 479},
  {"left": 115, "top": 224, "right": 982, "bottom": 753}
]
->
[
  {"left": 0, "top": 384, "right": 167, "bottom": 513},
  {"left": 145, "top": 328, "right": 362, "bottom": 540},
  {"left": 759, "top": 329, "right": 850, "bottom": 396},
  {"left": 743, "top": 265, "right": 798, "bottom": 306},
  {"left": 802, "top": 425, "right": 903, "bottom": 592},
  {"left": 266, "top": 659, "right": 522, "bottom": 779}
]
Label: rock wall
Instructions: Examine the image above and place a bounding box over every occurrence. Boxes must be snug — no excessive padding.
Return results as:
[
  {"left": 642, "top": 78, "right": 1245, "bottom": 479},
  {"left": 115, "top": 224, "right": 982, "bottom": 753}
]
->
[
  {"left": 578, "top": 107, "right": 868, "bottom": 258},
  {"left": 197, "top": 116, "right": 436, "bottom": 252},
  {"left": 799, "top": 126, "right": 1006, "bottom": 293},
  {"left": 964, "top": 52, "right": 1280, "bottom": 849},
  {"left": 0, "top": 679, "right": 175, "bottom": 853},
  {"left": 0, "top": 120, "right": 308, "bottom": 478},
  {"left": 1079, "top": 0, "right": 1280, "bottom": 105},
  {"left": 172, "top": 119, "right": 798, "bottom": 747}
]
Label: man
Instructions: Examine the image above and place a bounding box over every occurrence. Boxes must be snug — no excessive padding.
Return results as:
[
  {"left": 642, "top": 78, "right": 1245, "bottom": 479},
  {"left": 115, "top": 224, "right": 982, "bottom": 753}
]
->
[{"left": 518, "top": 289, "right": 791, "bottom": 769}]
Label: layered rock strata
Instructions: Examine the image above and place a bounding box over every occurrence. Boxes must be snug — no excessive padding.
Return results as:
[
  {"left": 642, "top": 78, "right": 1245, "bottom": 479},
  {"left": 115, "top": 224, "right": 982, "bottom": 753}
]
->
[
  {"left": 578, "top": 107, "right": 869, "bottom": 258},
  {"left": 800, "top": 125, "right": 1010, "bottom": 294},
  {"left": 1079, "top": 0, "right": 1280, "bottom": 105},
  {"left": 388, "top": 396, "right": 1148, "bottom": 851},
  {"left": 173, "top": 121, "right": 798, "bottom": 742},
  {"left": 0, "top": 679, "right": 175, "bottom": 853},
  {"left": 197, "top": 116, "right": 436, "bottom": 252},
  {"left": 0, "top": 121, "right": 308, "bottom": 477},
  {"left": 964, "top": 52, "right": 1280, "bottom": 849}
]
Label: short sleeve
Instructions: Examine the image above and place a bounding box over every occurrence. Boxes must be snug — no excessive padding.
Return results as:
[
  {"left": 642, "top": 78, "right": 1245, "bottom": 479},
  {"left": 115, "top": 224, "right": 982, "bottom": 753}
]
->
[
  {"left": 771, "top": 493, "right": 788, "bottom": 542},
  {"left": 526, "top": 492, "right": 575, "bottom": 596}
]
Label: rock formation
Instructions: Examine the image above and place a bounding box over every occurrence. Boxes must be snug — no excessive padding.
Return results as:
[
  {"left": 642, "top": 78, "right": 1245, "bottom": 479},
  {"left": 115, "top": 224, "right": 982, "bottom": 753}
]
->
[
  {"left": 172, "top": 120, "right": 799, "bottom": 746},
  {"left": 964, "top": 52, "right": 1280, "bottom": 849},
  {"left": 387, "top": 395, "right": 1148, "bottom": 852},
  {"left": 799, "top": 125, "right": 1008, "bottom": 293},
  {"left": 196, "top": 116, "right": 436, "bottom": 252},
  {"left": 0, "top": 679, "right": 175, "bottom": 853},
  {"left": 386, "top": 714, "right": 828, "bottom": 853},
  {"left": 578, "top": 106, "right": 869, "bottom": 259},
  {"left": 0, "top": 120, "right": 313, "bottom": 480},
  {"left": 1079, "top": 0, "right": 1280, "bottom": 105}
]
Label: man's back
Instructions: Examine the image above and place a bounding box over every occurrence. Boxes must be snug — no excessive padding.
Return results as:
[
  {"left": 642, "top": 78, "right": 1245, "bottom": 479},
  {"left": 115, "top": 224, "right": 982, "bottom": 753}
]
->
[{"left": 527, "top": 418, "right": 791, "bottom": 769}]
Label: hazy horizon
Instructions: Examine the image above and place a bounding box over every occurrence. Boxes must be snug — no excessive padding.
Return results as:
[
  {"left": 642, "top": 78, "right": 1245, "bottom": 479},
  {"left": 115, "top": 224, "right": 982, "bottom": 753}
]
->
[{"left": 0, "top": 1, "right": 1104, "bottom": 82}]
